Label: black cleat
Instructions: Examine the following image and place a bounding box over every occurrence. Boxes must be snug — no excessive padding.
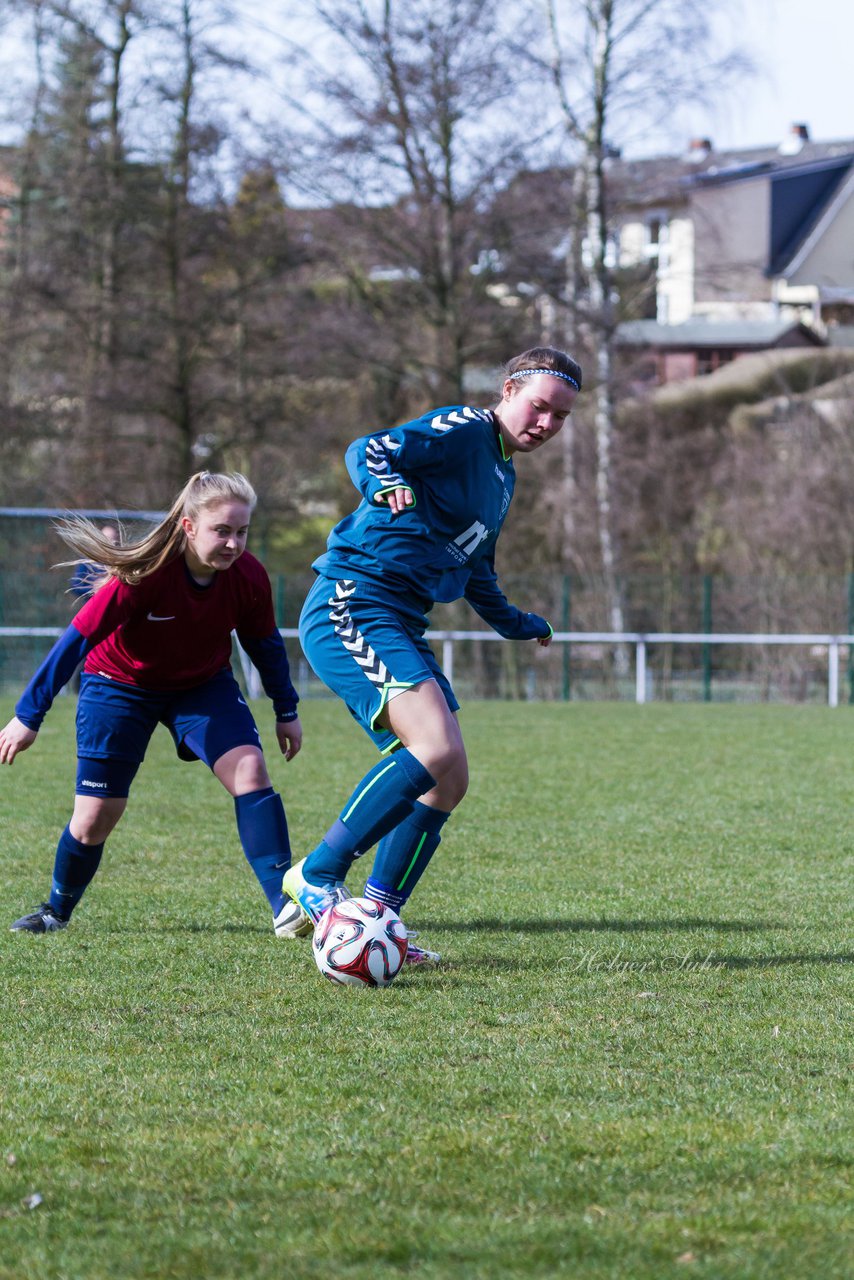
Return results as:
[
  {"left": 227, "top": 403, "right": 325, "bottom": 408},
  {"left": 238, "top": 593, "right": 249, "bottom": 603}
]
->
[{"left": 10, "top": 903, "right": 69, "bottom": 933}]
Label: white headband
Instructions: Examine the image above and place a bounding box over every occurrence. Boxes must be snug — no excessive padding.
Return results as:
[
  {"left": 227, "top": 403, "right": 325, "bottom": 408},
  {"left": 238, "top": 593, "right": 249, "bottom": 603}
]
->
[{"left": 509, "top": 367, "right": 580, "bottom": 390}]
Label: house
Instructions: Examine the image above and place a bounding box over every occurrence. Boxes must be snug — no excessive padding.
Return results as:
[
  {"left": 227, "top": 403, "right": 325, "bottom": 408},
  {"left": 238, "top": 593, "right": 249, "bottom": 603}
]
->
[
  {"left": 492, "top": 125, "right": 854, "bottom": 383},
  {"left": 614, "top": 125, "right": 854, "bottom": 333},
  {"left": 614, "top": 317, "right": 826, "bottom": 387}
]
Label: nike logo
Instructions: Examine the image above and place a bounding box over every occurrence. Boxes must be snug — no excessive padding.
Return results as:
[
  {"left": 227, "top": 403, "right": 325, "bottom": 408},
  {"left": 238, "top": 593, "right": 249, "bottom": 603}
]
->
[{"left": 147, "top": 613, "right": 176, "bottom": 621}]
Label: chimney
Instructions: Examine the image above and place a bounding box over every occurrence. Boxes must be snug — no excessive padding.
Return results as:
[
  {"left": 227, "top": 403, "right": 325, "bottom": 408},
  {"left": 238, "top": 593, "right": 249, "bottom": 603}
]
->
[
  {"left": 686, "top": 137, "right": 712, "bottom": 163},
  {"left": 779, "top": 123, "right": 809, "bottom": 155}
]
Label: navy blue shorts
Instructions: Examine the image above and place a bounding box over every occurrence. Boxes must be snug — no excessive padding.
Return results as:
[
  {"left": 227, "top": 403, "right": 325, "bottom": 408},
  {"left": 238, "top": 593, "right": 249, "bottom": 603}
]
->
[
  {"left": 75, "top": 669, "right": 262, "bottom": 799},
  {"left": 299, "top": 574, "right": 458, "bottom": 753}
]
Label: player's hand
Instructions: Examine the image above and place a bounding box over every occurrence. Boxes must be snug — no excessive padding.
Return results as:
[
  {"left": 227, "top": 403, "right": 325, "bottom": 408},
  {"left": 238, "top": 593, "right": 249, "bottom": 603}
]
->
[
  {"left": 0, "top": 717, "right": 38, "bottom": 765},
  {"left": 276, "top": 716, "right": 303, "bottom": 761},
  {"left": 377, "top": 486, "right": 414, "bottom": 515},
  {"left": 537, "top": 633, "right": 553, "bottom": 648}
]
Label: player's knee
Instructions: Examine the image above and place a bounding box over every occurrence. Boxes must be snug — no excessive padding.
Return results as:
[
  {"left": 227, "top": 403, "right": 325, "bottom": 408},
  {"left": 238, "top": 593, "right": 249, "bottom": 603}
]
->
[
  {"left": 70, "top": 799, "right": 125, "bottom": 844},
  {"left": 436, "top": 762, "right": 468, "bottom": 810},
  {"left": 216, "top": 746, "right": 271, "bottom": 796},
  {"left": 418, "top": 736, "right": 467, "bottom": 790}
]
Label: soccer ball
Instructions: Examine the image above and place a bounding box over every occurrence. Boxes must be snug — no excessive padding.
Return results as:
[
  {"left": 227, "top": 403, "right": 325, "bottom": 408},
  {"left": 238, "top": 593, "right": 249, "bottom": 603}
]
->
[{"left": 312, "top": 897, "right": 409, "bottom": 987}]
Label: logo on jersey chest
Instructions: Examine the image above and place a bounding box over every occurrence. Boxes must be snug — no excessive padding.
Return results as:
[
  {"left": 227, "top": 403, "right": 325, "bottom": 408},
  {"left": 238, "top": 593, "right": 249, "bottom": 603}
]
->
[
  {"left": 492, "top": 466, "right": 511, "bottom": 518},
  {"left": 446, "top": 519, "right": 490, "bottom": 563}
]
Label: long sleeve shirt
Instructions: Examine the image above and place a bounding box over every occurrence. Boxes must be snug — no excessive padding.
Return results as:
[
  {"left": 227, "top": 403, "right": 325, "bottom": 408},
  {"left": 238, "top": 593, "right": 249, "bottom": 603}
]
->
[
  {"left": 313, "top": 405, "right": 551, "bottom": 640},
  {"left": 16, "top": 552, "right": 299, "bottom": 730}
]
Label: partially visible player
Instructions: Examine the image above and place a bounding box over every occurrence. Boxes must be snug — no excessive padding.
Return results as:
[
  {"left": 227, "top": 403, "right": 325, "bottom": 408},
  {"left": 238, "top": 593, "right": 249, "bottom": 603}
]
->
[
  {"left": 69, "top": 523, "right": 120, "bottom": 599},
  {"left": 0, "top": 471, "right": 305, "bottom": 937},
  {"left": 282, "top": 346, "right": 582, "bottom": 964},
  {"left": 69, "top": 523, "right": 120, "bottom": 691}
]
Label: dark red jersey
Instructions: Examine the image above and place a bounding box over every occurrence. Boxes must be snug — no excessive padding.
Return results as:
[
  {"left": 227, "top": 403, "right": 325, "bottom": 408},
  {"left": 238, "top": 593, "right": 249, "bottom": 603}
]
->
[{"left": 74, "top": 552, "right": 276, "bottom": 691}]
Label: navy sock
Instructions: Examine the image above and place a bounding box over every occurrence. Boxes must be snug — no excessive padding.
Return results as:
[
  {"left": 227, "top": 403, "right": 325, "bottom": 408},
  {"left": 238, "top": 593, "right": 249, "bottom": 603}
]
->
[
  {"left": 364, "top": 803, "right": 451, "bottom": 913},
  {"left": 49, "top": 825, "right": 104, "bottom": 919},
  {"left": 304, "top": 749, "right": 436, "bottom": 885},
  {"left": 234, "top": 787, "right": 292, "bottom": 914}
]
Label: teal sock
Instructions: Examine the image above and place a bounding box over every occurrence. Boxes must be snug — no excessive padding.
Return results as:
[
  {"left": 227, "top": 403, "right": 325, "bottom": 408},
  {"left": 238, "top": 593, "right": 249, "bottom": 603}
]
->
[
  {"left": 364, "top": 803, "right": 450, "bottom": 912},
  {"left": 304, "top": 749, "right": 436, "bottom": 885}
]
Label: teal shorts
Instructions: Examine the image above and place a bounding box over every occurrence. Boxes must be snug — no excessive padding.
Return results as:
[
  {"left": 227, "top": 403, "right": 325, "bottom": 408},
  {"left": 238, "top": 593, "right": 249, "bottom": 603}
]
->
[{"left": 299, "top": 574, "right": 459, "bottom": 752}]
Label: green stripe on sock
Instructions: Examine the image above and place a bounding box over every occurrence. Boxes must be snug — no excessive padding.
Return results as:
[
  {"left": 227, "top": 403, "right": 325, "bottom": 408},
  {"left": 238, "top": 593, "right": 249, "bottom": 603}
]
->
[
  {"left": 342, "top": 760, "right": 397, "bottom": 823},
  {"left": 397, "top": 831, "right": 428, "bottom": 891}
]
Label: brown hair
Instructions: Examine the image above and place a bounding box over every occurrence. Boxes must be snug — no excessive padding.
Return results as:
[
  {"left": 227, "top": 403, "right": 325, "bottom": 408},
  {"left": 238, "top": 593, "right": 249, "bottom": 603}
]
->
[
  {"left": 57, "top": 472, "right": 257, "bottom": 589},
  {"left": 504, "top": 347, "right": 583, "bottom": 391}
]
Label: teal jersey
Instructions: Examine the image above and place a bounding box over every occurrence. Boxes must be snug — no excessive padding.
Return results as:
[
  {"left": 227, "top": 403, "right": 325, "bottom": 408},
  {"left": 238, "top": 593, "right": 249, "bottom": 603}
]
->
[{"left": 314, "top": 405, "right": 551, "bottom": 641}]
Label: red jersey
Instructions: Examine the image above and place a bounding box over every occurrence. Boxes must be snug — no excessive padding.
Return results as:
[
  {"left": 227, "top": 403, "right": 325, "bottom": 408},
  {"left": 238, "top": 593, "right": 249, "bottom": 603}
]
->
[{"left": 74, "top": 551, "right": 276, "bottom": 691}]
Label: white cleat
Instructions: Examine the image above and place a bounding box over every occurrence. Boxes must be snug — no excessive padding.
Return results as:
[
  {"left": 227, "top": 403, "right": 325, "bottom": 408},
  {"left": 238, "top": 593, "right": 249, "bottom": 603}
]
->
[{"left": 273, "top": 895, "right": 313, "bottom": 939}]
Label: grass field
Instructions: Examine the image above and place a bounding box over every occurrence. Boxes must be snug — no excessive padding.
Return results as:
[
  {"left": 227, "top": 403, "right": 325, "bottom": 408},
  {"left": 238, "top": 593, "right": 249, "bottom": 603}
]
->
[{"left": 1, "top": 698, "right": 851, "bottom": 1280}]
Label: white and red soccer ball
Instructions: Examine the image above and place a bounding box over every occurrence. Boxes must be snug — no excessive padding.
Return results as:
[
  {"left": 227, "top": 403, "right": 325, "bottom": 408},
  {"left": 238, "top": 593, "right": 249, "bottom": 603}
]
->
[{"left": 312, "top": 897, "right": 408, "bottom": 987}]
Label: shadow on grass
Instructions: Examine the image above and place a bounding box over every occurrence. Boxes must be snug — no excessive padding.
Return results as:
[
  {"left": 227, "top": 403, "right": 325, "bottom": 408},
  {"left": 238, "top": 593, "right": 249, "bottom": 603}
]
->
[
  {"left": 154, "top": 921, "right": 273, "bottom": 935},
  {"left": 417, "top": 916, "right": 782, "bottom": 935},
  {"left": 708, "top": 951, "right": 854, "bottom": 969},
  {"left": 420, "top": 950, "right": 854, "bottom": 978}
]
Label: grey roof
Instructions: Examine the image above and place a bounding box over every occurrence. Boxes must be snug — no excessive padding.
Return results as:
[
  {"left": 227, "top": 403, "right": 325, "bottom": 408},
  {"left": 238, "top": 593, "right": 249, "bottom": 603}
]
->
[
  {"left": 503, "top": 138, "right": 854, "bottom": 215},
  {"left": 615, "top": 320, "right": 826, "bottom": 349},
  {"left": 826, "top": 325, "right": 854, "bottom": 349}
]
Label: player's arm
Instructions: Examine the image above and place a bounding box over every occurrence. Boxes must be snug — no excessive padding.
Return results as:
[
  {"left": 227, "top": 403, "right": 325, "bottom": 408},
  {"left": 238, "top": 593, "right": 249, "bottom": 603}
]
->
[
  {"left": 0, "top": 717, "right": 38, "bottom": 765},
  {"left": 345, "top": 431, "right": 416, "bottom": 513},
  {"left": 237, "top": 629, "right": 302, "bottom": 760},
  {"left": 345, "top": 412, "right": 486, "bottom": 515},
  {"left": 3, "top": 577, "right": 143, "bottom": 763},
  {"left": 0, "top": 623, "right": 93, "bottom": 763},
  {"left": 464, "top": 557, "right": 553, "bottom": 644}
]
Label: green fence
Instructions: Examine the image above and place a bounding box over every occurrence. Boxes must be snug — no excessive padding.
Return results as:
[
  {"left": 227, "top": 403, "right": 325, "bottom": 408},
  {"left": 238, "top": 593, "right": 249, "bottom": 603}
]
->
[{"left": 2, "top": 538, "right": 851, "bottom": 705}]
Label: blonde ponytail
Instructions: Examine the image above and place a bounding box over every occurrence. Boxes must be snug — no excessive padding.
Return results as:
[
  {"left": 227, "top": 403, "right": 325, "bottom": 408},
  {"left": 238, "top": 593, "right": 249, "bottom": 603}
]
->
[{"left": 57, "top": 472, "right": 258, "bottom": 589}]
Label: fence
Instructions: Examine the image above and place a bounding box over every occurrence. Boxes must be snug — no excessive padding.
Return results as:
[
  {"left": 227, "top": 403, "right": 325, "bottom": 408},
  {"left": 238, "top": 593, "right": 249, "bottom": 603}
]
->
[
  {"left": 427, "top": 630, "right": 853, "bottom": 708},
  {"left": 186, "top": 628, "right": 854, "bottom": 708},
  {"left": 0, "top": 509, "right": 852, "bottom": 705},
  {"left": 1, "top": 625, "right": 852, "bottom": 708}
]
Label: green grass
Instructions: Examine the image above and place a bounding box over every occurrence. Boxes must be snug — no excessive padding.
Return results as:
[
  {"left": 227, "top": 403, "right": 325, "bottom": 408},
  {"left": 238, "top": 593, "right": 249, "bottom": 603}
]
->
[{"left": 1, "top": 699, "right": 851, "bottom": 1280}]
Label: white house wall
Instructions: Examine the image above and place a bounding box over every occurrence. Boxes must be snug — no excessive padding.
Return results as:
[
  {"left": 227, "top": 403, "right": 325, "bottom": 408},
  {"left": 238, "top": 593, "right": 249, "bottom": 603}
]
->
[
  {"left": 656, "top": 217, "right": 694, "bottom": 324},
  {"left": 618, "top": 219, "right": 648, "bottom": 266}
]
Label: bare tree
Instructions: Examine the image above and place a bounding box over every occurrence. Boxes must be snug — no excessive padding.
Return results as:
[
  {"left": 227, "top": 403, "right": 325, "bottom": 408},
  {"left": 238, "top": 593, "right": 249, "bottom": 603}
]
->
[
  {"left": 0, "top": 3, "right": 145, "bottom": 500},
  {"left": 134, "top": 0, "right": 280, "bottom": 483},
  {"left": 0, "top": 0, "right": 310, "bottom": 503},
  {"left": 539, "top": 0, "right": 748, "bottom": 652},
  {"left": 44, "top": 0, "right": 141, "bottom": 366},
  {"left": 286, "top": 0, "right": 541, "bottom": 406}
]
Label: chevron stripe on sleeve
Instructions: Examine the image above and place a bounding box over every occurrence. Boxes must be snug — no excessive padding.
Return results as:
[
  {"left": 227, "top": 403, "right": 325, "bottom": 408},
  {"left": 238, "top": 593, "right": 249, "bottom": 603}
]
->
[
  {"left": 428, "top": 407, "right": 492, "bottom": 433},
  {"left": 365, "top": 433, "right": 406, "bottom": 490}
]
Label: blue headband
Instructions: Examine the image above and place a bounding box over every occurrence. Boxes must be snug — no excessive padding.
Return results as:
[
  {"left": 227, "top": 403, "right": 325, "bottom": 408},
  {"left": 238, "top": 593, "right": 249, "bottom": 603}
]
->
[{"left": 509, "top": 367, "right": 580, "bottom": 390}]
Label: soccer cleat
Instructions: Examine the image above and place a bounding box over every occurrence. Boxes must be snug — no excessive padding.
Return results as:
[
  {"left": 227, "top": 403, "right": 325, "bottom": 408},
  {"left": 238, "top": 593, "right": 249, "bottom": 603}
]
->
[
  {"left": 282, "top": 857, "right": 352, "bottom": 927},
  {"left": 10, "top": 903, "right": 69, "bottom": 934},
  {"left": 273, "top": 895, "right": 313, "bottom": 939},
  {"left": 403, "top": 931, "right": 441, "bottom": 966}
]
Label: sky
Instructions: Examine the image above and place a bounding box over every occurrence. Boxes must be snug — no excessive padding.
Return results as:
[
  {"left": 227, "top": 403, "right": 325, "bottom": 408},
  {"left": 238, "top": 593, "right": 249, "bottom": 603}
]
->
[
  {"left": 1, "top": 0, "right": 851, "bottom": 161},
  {"left": 261, "top": 0, "right": 854, "bottom": 161},
  {"left": 670, "top": 0, "right": 854, "bottom": 154}
]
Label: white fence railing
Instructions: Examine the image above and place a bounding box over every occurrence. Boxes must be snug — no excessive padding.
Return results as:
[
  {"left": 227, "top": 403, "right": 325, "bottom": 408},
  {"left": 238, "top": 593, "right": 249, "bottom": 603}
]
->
[
  {"left": 3, "top": 627, "right": 852, "bottom": 708},
  {"left": 418, "top": 630, "right": 854, "bottom": 708}
]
